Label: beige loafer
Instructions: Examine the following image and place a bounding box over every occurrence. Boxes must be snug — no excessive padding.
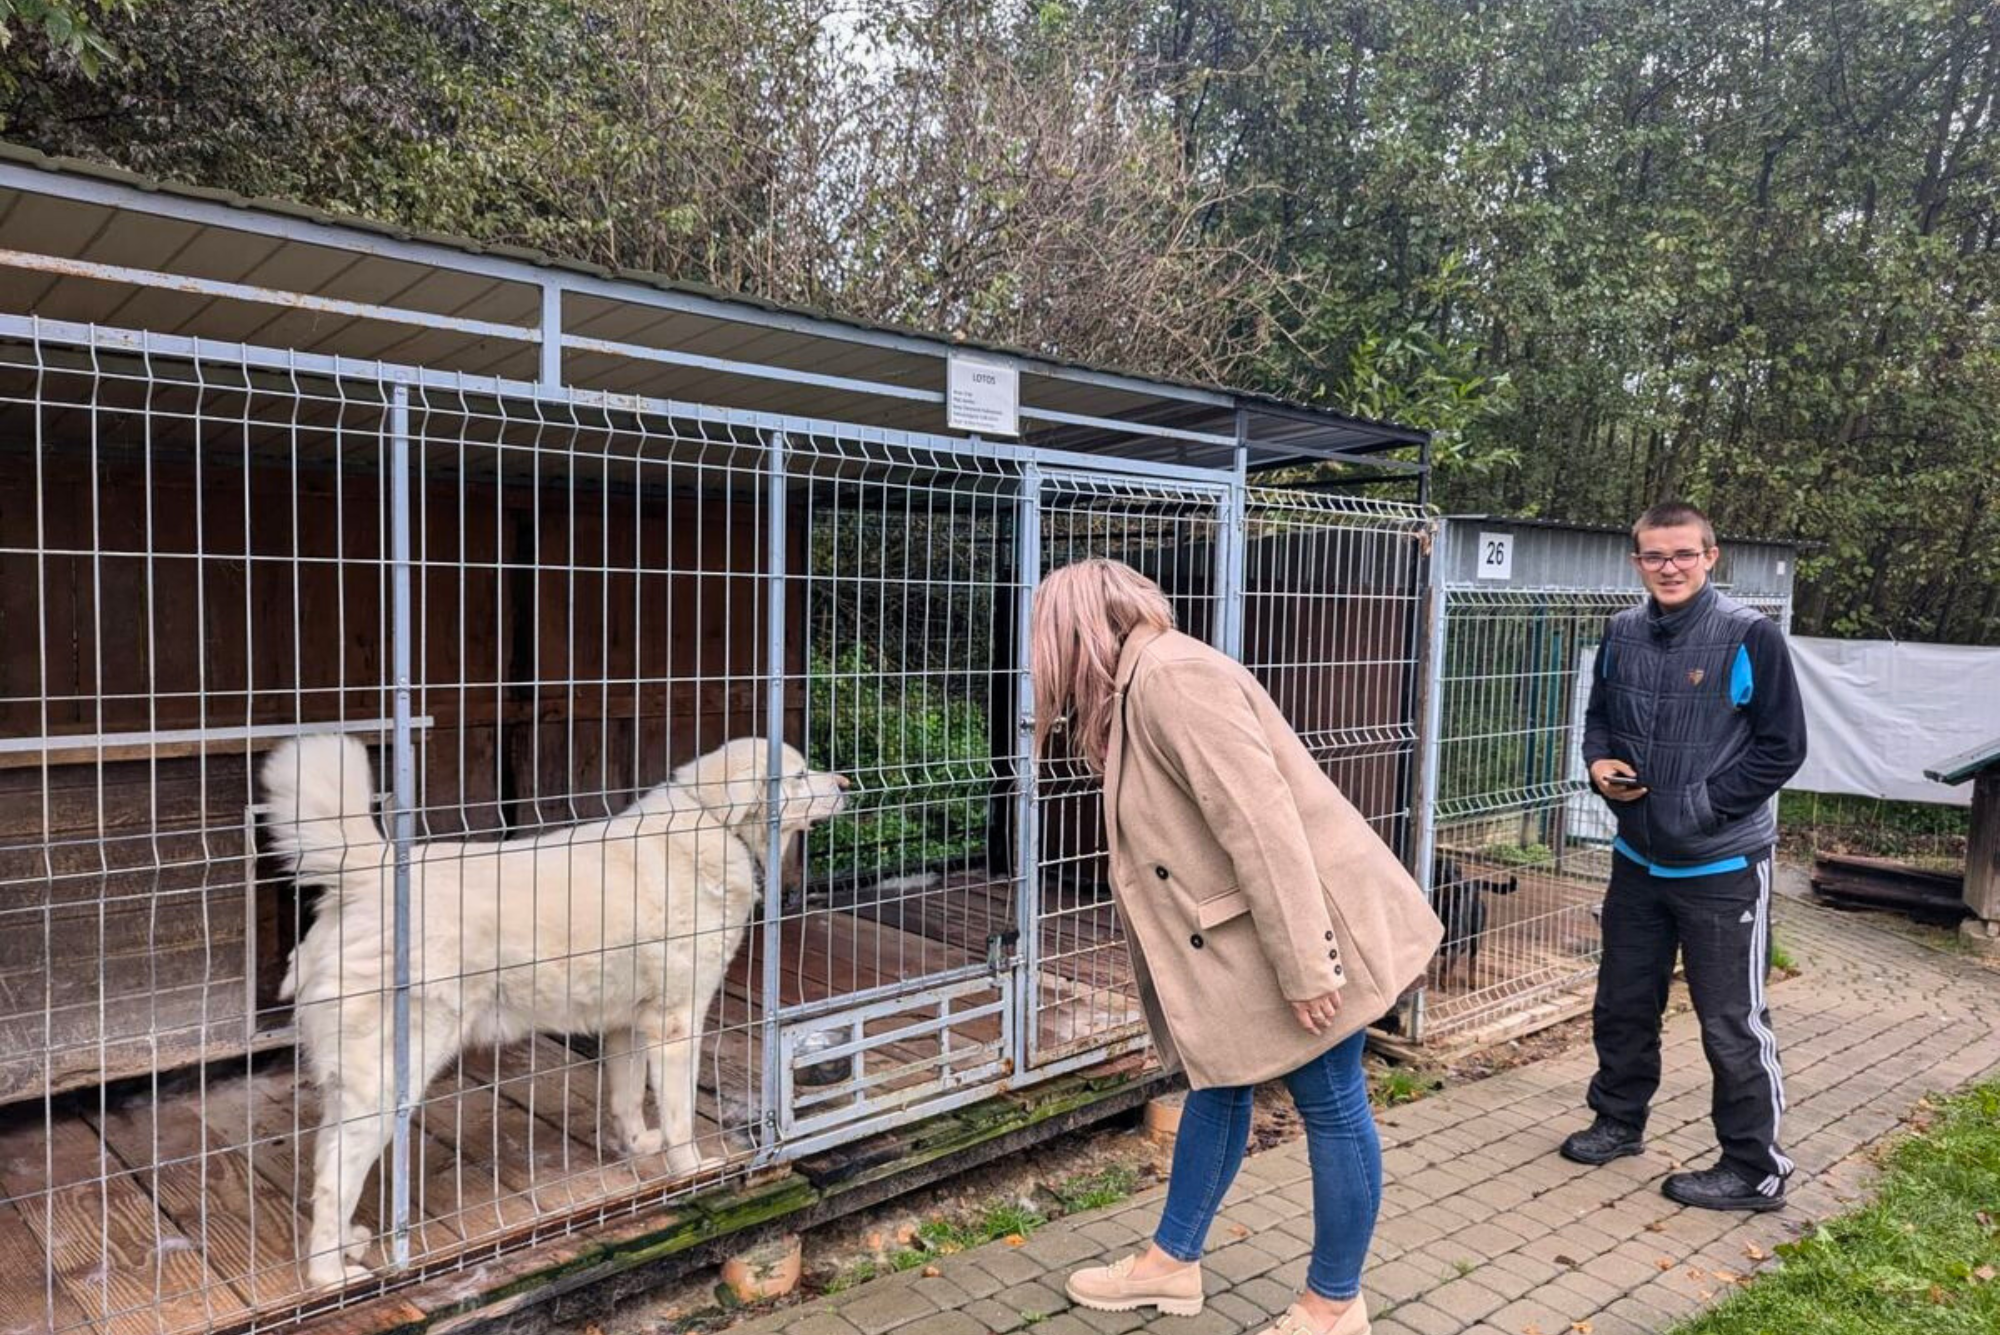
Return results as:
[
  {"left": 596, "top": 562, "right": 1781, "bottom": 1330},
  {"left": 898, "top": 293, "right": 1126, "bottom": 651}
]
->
[
  {"left": 1256, "top": 1296, "right": 1371, "bottom": 1335},
  {"left": 1063, "top": 1252, "right": 1204, "bottom": 1316}
]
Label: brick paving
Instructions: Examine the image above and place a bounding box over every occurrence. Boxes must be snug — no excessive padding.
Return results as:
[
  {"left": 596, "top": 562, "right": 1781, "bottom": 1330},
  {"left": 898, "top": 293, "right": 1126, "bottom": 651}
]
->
[{"left": 729, "top": 871, "right": 2000, "bottom": 1334}]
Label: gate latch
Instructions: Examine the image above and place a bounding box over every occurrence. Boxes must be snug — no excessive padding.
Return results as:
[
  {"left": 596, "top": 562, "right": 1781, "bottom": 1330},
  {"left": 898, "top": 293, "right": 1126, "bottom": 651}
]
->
[{"left": 985, "top": 928, "right": 1021, "bottom": 974}]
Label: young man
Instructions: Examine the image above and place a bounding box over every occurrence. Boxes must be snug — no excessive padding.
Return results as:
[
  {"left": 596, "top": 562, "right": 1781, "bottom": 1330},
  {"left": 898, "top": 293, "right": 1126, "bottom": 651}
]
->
[{"left": 1560, "top": 501, "right": 1808, "bottom": 1211}]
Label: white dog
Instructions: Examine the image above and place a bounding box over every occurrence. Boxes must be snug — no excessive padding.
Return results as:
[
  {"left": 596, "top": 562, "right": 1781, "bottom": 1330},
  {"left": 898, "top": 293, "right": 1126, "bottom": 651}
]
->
[{"left": 259, "top": 734, "right": 848, "bottom": 1288}]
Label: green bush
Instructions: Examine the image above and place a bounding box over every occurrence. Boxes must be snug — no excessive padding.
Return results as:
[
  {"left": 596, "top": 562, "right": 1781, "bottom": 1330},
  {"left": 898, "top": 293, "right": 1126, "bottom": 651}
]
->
[{"left": 804, "top": 644, "right": 995, "bottom": 879}]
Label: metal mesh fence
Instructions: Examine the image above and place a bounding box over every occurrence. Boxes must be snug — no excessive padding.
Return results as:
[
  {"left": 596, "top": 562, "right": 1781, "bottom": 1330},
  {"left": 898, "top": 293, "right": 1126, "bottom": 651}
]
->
[
  {"left": 0, "top": 327, "right": 1439, "bottom": 1334},
  {"left": 1420, "top": 585, "right": 1790, "bottom": 1041}
]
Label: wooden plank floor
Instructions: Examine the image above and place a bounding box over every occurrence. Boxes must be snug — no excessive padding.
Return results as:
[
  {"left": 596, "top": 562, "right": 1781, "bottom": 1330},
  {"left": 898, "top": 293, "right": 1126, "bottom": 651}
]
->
[{"left": 0, "top": 906, "right": 1140, "bottom": 1335}]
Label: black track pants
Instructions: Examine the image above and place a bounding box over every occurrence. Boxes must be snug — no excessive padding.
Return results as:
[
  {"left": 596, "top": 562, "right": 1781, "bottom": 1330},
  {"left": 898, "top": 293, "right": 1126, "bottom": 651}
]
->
[{"left": 1586, "top": 851, "right": 1793, "bottom": 1193}]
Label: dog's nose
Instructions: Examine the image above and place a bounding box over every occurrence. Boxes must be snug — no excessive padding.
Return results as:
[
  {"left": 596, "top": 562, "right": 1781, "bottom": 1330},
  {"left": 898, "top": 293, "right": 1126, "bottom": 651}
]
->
[{"left": 833, "top": 773, "right": 852, "bottom": 790}]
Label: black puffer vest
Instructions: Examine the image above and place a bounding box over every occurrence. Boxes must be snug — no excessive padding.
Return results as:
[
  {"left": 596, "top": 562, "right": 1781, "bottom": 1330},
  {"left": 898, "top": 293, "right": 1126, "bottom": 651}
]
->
[{"left": 1597, "top": 585, "right": 1777, "bottom": 865}]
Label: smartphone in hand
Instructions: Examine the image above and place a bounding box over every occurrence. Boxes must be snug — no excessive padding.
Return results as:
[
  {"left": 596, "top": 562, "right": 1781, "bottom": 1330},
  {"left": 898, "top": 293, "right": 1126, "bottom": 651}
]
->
[{"left": 1603, "top": 771, "right": 1644, "bottom": 790}]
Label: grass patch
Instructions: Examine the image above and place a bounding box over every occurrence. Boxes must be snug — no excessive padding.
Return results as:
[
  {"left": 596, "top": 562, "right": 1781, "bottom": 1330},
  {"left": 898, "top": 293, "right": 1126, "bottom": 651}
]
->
[
  {"left": 824, "top": 1194, "right": 1065, "bottom": 1291},
  {"left": 1053, "top": 1165, "right": 1139, "bottom": 1213},
  {"left": 1670, "top": 1081, "right": 2000, "bottom": 1335},
  {"left": 1481, "top": 841, "right": 1555, "bottom": 867},
  {"left": 1769, "top": 931, "right": 1798, "bottom": 975},
  {"left": 822, "top": 1259, "right": 877, "bottom": 1294},
  {"left": 817, "top": 1166, "right": 1141, "bottom": 1295},
  {"left": 976, "top": 1200, "right": 1048, "bottom": 1240},
  {"left": 1372, "top": 1065, "right": 1439, "bottom": 1107}
]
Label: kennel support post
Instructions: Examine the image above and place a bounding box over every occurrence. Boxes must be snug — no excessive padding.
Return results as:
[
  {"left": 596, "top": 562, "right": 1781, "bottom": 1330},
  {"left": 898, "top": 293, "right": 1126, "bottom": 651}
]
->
[
  {"left": 1407, "top": 518, "right": 1449, "bottom": 1043},
  {"left": 760, "top": 429, "right": 789, "bottom": 1153},
  {"left": 1010, "top": 460, "right": 1042, "bottom": 1075},
  {"left": 388, "top": 378, "right": 417, "bottom": 1268},
  {"left": 1217, "top": 411, "right": 1250, "bottom": 659}
]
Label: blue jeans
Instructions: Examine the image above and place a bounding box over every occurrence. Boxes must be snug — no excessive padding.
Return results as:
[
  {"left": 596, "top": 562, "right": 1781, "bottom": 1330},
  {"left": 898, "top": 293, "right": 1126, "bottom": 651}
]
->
[{"left": 1153, "top": 1030, "right": 1381, "bottom": 1301}]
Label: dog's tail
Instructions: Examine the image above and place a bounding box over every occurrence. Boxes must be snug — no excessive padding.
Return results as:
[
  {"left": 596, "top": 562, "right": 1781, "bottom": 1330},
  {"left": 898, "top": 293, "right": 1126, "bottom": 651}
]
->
[{"left": 260, "top": 734, "right": 388, "bottom": 888}]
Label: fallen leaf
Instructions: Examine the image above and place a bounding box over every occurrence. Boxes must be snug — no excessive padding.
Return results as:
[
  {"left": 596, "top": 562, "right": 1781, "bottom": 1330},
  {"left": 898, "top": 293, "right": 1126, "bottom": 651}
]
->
[
  {"left": 895, "top": 1224, "right": 918, "bottom": 1246},
  {"left": 1524, "top": 1325, "right": 1545, "bottom": 1335},
  {"left": 1644, "top": 1221, "right": 1666, "bottom": 1233},
  {"left": 1928, "top": 1284, "right": 1949, "bottom": 1305},
  {"left": 1712, "top": 1269, "right": 1743, "bottom": 1286},
  {"left": 1697, "top": 1289, "right": 1713, "bottom": 1302},
  {"left": 1229, "top": 1225, "right": 1250, "bottom": 1239},
  {"left": 867, "top": 1231, "right": 884, "bottom": 1252},
  {"left": 1743, "top": 1243, "right": 1768, "bottom": 1262},
  {"left": 1570, "top": 1324, "right": 1592, "bottom": 1334},
  {"left": 1686, "top": 1268, "right": 1707, "bottom": 1280},
  {"left": 1974, "top": 1265, "right": 1996, "bottom": 1284},
  {"left": 1656, "top": 1258, "right": 1674, "bottom": 1272},
  {"left": 1004, "top": 1234, "right": 1027, "bottom": 1247},
  {"left": 921, "top": 1266, "right": 942, "bottom": 1279},
  {"left": 1553, "top": 1254, "right": 1581, "bottom": 1268}
]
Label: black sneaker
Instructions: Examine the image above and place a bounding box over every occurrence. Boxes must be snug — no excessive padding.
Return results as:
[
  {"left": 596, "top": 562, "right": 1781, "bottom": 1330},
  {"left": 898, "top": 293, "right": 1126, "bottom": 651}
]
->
[
  {"left": 1559, "top": 1115, "right": 1644, "bottom": 1165},
  {"left": 1661, "top": 1162, "right": 1787, "bottom": 1212}
]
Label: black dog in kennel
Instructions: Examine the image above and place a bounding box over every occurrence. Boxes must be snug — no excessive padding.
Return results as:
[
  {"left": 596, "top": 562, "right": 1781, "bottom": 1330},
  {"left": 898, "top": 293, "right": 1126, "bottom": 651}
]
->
[{"left": 1430, "top": 855, "right": 1521, "bottom": 989}]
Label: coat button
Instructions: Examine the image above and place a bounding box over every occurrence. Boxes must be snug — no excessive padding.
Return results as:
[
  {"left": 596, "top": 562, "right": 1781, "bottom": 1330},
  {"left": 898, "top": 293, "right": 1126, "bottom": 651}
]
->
[
  {"left": 1189, "top": 933, "right": 1204, "bottom": 949},
  {"left": 1328, "top": 948, "right": 1339, "bottom": 959},
  {"left": 1334, "top": 964, "right": 1344, "bottom": 978},
  {"left": 1155, "top": 866, "right": 1170, "bottom": 880},
  {"left": 1324, "top": 930, "right": 1334, "bottom": 941}
]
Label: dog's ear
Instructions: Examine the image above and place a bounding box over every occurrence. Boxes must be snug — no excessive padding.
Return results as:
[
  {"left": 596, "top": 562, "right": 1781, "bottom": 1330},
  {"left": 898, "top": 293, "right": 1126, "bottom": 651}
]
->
[
  {"left": 672, "top": 738, "right": 768, "bottom": 826},
  {"left": 1485, "top": 875, "right": 1521, "bottom": 896}
]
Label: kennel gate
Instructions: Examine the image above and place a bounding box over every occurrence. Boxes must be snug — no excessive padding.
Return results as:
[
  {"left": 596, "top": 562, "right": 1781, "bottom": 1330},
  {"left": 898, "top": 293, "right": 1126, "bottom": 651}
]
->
[{"left": 1414, "top": 518, "right": 1796, "bottom": 1042}]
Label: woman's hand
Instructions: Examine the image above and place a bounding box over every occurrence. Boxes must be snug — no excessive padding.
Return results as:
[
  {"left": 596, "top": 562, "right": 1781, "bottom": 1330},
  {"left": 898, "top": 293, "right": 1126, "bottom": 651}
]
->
[{"left": 1290, "top": 992, "right": 1341, "bottom": 1034}]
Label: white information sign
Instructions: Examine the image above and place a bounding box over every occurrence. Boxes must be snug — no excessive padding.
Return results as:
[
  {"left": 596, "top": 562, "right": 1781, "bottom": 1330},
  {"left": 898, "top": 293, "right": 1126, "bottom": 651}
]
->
[
  {"left": 946, "top": 354, "right": 1019, "bottom": 437},
  {"left": 1475, "top": 531, "right": 1515, "bottom": 581}
]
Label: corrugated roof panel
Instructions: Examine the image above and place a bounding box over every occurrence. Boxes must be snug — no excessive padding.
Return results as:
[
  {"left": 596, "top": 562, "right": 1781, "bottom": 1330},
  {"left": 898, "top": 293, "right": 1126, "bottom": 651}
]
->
[{"left": 0, "top": 147, "right": 1430, "bottom": 471}]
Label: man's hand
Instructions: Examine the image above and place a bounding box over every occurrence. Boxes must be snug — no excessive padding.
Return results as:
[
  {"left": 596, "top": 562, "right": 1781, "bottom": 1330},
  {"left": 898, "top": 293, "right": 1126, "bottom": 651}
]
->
[
  {"left": 1291, "top": 992, "right": 1341, "bottom": 1034},
  {"left": 1590, "top": 759, "right": 1648, "bottom": 802}
]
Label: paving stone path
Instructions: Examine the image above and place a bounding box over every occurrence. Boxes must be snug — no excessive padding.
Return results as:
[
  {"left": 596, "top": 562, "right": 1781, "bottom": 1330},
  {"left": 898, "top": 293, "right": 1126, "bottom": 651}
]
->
[{"left": 729, "top": 872, "right": 2000, "bottom": 1335}]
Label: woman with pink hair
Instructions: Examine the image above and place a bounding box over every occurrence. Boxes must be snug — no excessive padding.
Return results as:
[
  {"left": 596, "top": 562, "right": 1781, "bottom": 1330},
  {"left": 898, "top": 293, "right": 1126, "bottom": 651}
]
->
[{"left": 1033, "top": 559, "right": 1440, "bottom": 1335}]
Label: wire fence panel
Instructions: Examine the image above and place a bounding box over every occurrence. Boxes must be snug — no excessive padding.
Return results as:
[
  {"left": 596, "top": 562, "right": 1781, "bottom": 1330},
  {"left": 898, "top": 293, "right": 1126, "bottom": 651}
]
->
[
  {"left": 1421, "top": 582, "right": 1791, "bottom": 1042},
  {"left": 1028, "top": 473, "right": 1226, "bottom": 1069},
  {"left": 0, "top": 323, "right": 1441, "bottom": 1334},
  {"left": 1240, "top": 490, "right": 1434, "bottom": 860}
]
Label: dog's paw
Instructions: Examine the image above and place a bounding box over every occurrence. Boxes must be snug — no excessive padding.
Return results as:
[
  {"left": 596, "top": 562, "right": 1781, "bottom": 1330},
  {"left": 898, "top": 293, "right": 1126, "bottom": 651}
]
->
[
  {"left": 308, "top": 1258, "right": 375, "bottom": 1290},
  {"left": 666, "top": 1144, "right": 721, "bottom": 1180},
  {"left": 616, "top": 1127, "right": 665, "bottom": 1158},
  {"left": 344, "top": 1224, "right": 372, "bottom": 1261}
]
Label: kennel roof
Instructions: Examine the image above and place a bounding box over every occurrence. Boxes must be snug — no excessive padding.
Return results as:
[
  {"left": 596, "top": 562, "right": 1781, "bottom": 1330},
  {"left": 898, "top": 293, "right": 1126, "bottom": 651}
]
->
[{"left": 0, "top": 143, "right": 1426, "bottom": 479}]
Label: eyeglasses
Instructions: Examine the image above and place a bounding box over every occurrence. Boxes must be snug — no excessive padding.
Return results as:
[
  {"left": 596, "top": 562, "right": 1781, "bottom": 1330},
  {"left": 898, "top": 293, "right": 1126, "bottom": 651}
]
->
[{"left": 1633, "top": 550, "right": 1709, "bottom": 572}]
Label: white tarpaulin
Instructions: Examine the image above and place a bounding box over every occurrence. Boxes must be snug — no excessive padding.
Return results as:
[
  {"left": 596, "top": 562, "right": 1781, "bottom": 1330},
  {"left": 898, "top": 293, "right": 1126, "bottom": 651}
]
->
[{"left": 1787, "top": 636, "right": 2000, "bottom": 806}]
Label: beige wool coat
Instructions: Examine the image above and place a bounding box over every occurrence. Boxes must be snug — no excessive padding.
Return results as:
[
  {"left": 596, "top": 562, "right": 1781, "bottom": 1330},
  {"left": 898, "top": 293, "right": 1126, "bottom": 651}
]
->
[{"left": 1102, "top": 626, "right": 1443, "bottom": 1088}]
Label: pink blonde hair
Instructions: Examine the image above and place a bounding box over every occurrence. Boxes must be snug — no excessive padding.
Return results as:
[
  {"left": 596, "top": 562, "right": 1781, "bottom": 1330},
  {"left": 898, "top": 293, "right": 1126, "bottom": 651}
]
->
[{"left": 1031, "top": 559, "right": 1176, "bottom": 772}]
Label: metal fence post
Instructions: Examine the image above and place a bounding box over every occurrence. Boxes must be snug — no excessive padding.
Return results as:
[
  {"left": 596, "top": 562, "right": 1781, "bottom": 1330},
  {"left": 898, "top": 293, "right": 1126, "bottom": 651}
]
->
[
  {"left": 1217, "top": 411, "right": 1249, "bottom": 657},
  {"left": 1407, "top": 516, "right": 1448, "bottom": 1044},
  {"left": 538, "top": 283, "right": 564, "bottom": 389},
  {"left": 387, "top": 378, "right": 417, "bottom": 1267},
  {"left": 760, "top": 429, "right": 789, "bottom": 1148},
  {"left": 1011, "top": 462, "right": 1042, "bottom": 1075}
]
